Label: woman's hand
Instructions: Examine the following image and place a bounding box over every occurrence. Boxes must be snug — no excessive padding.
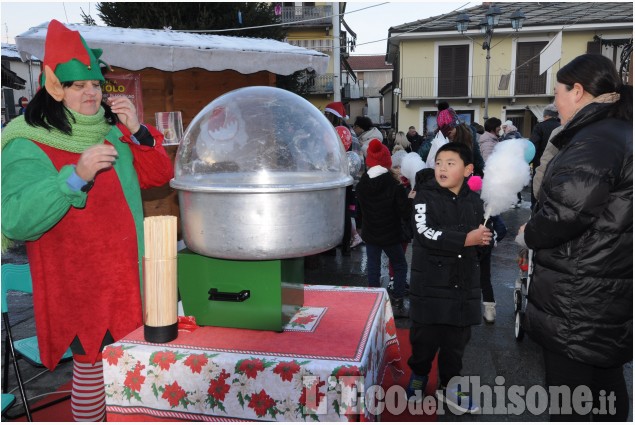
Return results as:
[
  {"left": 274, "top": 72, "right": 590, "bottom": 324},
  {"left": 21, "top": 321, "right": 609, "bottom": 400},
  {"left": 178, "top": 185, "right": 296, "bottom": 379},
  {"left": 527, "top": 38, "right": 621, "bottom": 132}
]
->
[
  {"left": 107, "top": 96, "right": 141, "bottom": 134},
  {"left": 76, "top": 144, "right": 118, "bottom": 182},
  {"left": 518, "top": 223, "right": 526, "bottom": 236}
]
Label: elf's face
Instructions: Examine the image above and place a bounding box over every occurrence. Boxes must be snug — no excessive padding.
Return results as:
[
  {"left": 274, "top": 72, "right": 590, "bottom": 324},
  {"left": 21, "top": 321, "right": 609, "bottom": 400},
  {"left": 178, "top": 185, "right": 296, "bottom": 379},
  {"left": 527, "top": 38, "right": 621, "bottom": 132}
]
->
[{"left": 62, "top": 80, "right": 102, "bottom": 116}]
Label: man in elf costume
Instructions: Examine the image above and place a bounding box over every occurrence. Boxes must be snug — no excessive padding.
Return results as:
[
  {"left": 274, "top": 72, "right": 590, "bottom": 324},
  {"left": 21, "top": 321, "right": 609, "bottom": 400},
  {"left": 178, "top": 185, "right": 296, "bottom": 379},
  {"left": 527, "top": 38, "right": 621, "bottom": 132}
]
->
[{"left": 1, "top": 20, "right": 173, "bottom": 421}]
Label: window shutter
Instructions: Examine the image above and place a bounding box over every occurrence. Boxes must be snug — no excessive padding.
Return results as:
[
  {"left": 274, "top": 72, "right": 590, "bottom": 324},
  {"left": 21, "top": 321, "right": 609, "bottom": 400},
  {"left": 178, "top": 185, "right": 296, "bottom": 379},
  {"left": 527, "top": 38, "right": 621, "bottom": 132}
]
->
[
  {"left": 515, "top": 42, "right": 548, "bottom": 95},
  {"left": 438, "top": 45, "right": 468, "bottom": 97}
]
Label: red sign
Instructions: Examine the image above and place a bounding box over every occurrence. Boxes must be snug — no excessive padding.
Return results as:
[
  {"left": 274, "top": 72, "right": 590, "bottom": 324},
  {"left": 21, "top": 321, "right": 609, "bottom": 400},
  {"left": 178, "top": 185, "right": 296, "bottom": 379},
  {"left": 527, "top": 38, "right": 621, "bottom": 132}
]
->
[{"left": 102, "top": 73, "right": 144, "bottom": 123}]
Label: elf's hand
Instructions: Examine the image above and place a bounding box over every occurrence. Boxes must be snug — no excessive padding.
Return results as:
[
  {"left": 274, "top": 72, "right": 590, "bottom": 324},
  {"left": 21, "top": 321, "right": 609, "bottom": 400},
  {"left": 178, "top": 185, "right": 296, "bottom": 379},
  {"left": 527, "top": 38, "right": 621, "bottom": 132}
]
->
[
  {"left": 76, "top": 144, "right": 118, "bottom": 182},
  {"left": 107, "top": 96, "right": 140, "bottom": 134}
]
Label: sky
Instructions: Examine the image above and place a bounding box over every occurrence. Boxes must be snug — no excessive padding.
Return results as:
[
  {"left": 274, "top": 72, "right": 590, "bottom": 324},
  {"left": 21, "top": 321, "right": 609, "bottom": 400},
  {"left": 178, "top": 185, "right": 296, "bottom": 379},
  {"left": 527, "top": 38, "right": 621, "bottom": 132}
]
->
[{"left": 0, "top": 1, "right": 470, "bottom": 55}]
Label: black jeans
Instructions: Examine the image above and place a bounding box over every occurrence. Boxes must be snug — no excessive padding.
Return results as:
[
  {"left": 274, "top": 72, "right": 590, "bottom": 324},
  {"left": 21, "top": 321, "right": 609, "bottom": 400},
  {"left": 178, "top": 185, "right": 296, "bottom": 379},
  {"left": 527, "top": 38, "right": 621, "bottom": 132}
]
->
[
  {"left": 365, "top": 243, "right": 407, "bottom": 299},
  {"left": 480, "top": 245, "right": 494, "bottom": 303},
  {"left": 543, "top": 348, "right": 630, "bottom": 421},
  {"left": 408, "top": 322, "right": 471, "bottom": 387}
]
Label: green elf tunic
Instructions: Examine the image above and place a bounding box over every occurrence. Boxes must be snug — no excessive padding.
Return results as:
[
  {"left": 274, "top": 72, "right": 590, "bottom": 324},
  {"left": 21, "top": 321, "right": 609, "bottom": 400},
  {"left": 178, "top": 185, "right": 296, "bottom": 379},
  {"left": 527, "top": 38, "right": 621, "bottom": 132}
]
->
[{"left": 1, "top": 110, "right": 173, "bottom": 369}]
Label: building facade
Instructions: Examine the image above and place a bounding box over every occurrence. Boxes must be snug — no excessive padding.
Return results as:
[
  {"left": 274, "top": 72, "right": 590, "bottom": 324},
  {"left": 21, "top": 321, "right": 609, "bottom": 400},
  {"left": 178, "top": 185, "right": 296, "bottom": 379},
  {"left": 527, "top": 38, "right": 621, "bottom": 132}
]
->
[
  {"left": 344, "top": 55, "right": 393, "bottom": 125},
  {"left": 281, "top": 2, "right": 357, "bottom": 119},
  {"left": 386, "top": 2, "right": 633, "bottom": 137}
]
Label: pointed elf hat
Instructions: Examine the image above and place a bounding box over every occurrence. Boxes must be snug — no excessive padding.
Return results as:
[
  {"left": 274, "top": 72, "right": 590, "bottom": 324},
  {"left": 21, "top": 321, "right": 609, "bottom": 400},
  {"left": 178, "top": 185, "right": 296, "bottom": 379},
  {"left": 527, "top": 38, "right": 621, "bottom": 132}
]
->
[{"left": 40, "top": 19, "right": 107, "bottom": 86}]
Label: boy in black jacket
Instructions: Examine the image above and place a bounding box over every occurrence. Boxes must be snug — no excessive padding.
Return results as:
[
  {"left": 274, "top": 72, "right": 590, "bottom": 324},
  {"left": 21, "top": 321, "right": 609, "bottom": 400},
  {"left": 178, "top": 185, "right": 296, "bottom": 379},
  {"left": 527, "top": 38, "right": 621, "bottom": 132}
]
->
[{"left": 406, "top": 142, "right": 493, "bottom": 413}]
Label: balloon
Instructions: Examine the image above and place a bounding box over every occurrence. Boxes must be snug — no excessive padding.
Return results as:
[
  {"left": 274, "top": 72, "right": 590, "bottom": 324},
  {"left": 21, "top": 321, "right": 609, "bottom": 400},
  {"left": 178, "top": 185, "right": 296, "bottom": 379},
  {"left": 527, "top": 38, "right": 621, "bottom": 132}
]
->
[
  {"left": 335, "top": 126, "right": 353, "bottom": 151},
  {"left": 522, "top": 139, "right": 536, "bottom": 164},
  {"left": 346, "top": 151, "right": 362, "bottom": 178}
]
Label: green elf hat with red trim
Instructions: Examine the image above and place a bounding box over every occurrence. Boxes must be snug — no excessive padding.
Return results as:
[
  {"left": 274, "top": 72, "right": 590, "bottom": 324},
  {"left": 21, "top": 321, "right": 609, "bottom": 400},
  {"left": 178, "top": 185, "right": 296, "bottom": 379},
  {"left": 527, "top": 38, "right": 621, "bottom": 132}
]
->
[{"left": 39, "top": 19, "right": 108, "bottom": 86}]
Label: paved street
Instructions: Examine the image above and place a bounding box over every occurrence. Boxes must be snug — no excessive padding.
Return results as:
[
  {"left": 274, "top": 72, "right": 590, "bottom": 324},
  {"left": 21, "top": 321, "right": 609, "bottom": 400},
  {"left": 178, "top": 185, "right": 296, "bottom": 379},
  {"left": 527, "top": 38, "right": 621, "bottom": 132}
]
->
[{"left": 1, "top": 188, "right": 632, "bottom": 421}]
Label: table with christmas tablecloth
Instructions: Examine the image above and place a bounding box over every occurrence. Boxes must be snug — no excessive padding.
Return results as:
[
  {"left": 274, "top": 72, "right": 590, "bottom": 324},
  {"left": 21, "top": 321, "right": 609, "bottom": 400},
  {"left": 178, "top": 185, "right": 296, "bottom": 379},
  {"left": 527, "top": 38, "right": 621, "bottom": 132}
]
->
[{"left": 103, "top": 285, "right": 401, "bottom": 422}]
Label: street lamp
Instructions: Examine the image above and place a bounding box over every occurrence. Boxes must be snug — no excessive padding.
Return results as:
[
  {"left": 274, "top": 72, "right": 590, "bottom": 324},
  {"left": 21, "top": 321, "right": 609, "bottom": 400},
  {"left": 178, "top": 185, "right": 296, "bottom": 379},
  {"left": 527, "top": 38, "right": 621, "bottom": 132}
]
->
[{"left": 456, "top": 6, "right": 525, "bottom": 120}]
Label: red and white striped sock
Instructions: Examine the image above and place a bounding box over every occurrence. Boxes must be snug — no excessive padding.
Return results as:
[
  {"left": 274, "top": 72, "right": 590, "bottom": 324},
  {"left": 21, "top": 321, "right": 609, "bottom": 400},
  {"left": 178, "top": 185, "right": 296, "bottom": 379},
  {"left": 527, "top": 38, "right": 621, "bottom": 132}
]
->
[{"left": 71, "top": 357, "right": 106, "bottom": 422}]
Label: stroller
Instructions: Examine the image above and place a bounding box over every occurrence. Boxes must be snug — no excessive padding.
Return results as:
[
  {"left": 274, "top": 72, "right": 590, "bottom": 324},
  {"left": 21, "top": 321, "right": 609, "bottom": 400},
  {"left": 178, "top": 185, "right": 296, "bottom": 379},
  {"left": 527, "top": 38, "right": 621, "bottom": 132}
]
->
[{"left": 513, "top": 248, "right": 532, "bottom": 341}]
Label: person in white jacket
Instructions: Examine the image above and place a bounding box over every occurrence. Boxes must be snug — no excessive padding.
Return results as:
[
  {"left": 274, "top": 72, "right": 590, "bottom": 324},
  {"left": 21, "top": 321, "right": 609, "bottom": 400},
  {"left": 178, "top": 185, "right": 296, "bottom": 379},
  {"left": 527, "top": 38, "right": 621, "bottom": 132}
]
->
[{"left": 353, "top": 116, "right": 383, "bottom": 157}]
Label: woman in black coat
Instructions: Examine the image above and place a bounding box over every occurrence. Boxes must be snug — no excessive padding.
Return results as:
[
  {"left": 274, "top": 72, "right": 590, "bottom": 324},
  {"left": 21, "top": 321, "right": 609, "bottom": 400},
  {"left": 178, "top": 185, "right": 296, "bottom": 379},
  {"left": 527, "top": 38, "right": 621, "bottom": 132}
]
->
[{"left": 519, "top": 54, "right": 632, "bottom": 421}]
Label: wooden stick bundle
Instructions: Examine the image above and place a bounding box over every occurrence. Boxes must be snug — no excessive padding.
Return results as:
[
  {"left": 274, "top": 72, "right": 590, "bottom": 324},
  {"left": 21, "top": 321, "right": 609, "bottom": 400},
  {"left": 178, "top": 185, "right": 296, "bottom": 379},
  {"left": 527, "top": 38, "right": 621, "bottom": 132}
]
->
[{"left": 143, "top": 215, "right": 177, "bottom": 330}]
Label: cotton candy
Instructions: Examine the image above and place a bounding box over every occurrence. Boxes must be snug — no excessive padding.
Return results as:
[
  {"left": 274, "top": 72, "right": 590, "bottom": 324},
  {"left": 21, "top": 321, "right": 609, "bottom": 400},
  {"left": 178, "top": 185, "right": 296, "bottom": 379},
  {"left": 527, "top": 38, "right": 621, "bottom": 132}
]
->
[
  {"left": 401, "top": 152, "right": 427, "bottom": 185},
  {"left": 481, "top": 139, "right": 531, "bottom": 219}
]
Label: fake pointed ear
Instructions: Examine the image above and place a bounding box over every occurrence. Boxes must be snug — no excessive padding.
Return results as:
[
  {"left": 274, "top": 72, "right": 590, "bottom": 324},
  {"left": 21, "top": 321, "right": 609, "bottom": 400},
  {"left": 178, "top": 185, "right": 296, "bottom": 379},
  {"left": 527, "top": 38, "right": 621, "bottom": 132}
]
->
[{"left": 44, "top": 65, "right": 64, "bottom": 102}]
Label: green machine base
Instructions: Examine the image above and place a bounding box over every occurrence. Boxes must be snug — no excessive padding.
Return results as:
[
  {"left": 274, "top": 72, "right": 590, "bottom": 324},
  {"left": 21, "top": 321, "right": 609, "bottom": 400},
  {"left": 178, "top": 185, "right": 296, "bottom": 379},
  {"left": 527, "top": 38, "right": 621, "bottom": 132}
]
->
[{"left": 177, "top": 249, "right": 304, "bottom": 331}]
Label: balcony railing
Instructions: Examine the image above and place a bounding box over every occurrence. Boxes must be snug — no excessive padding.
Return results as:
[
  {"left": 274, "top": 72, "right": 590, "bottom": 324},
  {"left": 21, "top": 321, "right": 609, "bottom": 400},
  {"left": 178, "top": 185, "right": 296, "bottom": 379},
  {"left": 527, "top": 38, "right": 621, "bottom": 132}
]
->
[
  {"left": 306, "top": 74, "right": 334, "bottom": 94},
  {"left": 343, "top": 83, "right": 384, "bottom": 99},
  {"left": 281, "top": 5, "right": 333, "bottom": 26},
  {"left": 284, "top": 33, "right": 353, "bottom": 55},
  {"left": 401, "top": 74, "right": 552, "bottom": 99}
]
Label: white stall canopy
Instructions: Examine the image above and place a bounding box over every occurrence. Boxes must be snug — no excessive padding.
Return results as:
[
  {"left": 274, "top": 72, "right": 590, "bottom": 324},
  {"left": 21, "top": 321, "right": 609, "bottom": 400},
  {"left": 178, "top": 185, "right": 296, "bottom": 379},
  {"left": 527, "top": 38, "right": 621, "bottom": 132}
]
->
[{"left": 16, "top": 22, "right": 329, "bottom": 76}]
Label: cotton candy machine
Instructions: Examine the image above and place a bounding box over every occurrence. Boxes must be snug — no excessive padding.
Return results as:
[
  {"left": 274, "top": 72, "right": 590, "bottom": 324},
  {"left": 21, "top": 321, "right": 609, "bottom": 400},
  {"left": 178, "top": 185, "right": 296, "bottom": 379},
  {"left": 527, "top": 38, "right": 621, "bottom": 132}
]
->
[
  {"left": 170, "top": 86, "right": 353, "bottom": 330},
  {"left": 171, "top": 86, "right": 352, "bottom": 260}
]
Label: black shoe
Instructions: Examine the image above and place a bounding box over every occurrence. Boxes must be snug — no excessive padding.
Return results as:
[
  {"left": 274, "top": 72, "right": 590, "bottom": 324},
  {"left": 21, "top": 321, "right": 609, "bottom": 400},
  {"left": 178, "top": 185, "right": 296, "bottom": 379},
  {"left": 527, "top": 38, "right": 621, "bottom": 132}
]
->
[
  {"left": 392, "top": 297, "right": 409, "bottom": 318},
  {"left": 388, "top": 278, "right": 410, "bottom": 296}
]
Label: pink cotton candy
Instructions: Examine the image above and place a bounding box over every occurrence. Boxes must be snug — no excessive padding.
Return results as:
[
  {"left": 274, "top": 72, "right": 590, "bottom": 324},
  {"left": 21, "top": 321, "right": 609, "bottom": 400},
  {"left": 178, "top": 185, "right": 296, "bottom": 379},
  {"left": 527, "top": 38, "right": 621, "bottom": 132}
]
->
[{"left": 468, "top": 175, "right": 483, "bottom": 192}]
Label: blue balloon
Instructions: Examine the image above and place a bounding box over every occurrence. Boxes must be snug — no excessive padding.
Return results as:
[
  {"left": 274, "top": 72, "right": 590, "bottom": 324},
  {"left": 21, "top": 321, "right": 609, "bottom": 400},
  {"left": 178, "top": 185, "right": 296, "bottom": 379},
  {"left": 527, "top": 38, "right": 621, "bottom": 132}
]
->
[{"left": 523, "top": 139, "right": 536, "bottom": 163}]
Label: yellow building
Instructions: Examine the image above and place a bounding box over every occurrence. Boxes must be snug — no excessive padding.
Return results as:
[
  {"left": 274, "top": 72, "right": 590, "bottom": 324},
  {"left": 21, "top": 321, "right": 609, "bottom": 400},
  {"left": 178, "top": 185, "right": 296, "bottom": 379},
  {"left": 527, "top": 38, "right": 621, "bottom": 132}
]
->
[
  {"left": 386, "top": 2, "right": 633, "bottom": 137},
  {"left": 281, "top": 2, "right": 356, "bottom": 115}
]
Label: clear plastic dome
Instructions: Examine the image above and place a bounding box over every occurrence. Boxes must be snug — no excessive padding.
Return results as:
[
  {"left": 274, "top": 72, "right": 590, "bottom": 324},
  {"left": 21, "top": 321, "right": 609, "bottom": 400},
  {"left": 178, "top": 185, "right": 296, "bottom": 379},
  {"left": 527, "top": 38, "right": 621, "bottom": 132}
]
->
[{"left": 171, "top": 86, "right": 351, "bottom": 193}]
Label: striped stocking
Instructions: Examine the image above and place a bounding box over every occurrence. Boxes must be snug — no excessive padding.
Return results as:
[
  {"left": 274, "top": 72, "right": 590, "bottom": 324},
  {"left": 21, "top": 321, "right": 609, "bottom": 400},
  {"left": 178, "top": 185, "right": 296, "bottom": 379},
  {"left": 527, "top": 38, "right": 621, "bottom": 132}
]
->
[{"left": 71, "top": 355, "right": 105, "bottom": 422}]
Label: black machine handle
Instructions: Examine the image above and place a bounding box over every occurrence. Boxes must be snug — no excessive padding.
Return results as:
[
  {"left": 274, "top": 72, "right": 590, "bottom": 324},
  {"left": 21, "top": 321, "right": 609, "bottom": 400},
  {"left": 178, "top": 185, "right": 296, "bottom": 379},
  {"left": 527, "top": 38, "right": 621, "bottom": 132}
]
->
[{"left": 208, "top": 288, "right": 250, "bottom": 302}]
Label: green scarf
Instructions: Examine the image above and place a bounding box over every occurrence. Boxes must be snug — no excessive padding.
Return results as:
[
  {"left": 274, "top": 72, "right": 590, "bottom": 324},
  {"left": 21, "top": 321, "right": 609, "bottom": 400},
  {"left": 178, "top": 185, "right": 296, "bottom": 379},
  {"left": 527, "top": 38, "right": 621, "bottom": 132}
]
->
[
  {"left": 1, "top": 107, "right": 111, "bottom": 153},
  {"left": 1, "top": 108, "right": 112, "bottom": 252}
]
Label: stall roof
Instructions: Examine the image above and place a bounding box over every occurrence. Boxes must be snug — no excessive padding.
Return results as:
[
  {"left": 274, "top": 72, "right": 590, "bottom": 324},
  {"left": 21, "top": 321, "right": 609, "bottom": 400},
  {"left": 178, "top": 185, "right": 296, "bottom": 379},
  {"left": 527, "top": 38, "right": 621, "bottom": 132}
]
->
[{"left": 15, "top": 22, "right": 329, "bottom": 76}]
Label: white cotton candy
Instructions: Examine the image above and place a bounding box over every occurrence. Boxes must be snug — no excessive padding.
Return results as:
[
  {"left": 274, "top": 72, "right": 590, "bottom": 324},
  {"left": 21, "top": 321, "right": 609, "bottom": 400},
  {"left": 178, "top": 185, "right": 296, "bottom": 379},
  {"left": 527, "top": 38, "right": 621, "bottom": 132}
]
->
[
  {"left": 391, "top": 150, "right": 407, "bottom": 168},
  {"left": 425, "top": 131, "right": 449, "bottom": 169},
  {"left": 481, "top": 139, "right": 531, "bottom": 219},
  {"left": 401, "top": 152, "right": 427, "bottom": 184}
]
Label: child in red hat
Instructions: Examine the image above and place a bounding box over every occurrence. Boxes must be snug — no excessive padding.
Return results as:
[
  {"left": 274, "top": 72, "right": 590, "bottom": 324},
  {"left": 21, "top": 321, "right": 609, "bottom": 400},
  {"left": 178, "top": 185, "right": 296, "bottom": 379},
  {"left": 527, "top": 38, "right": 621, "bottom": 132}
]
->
[{"left": 355, "top": 139, "right": 413, "bottom": 317}]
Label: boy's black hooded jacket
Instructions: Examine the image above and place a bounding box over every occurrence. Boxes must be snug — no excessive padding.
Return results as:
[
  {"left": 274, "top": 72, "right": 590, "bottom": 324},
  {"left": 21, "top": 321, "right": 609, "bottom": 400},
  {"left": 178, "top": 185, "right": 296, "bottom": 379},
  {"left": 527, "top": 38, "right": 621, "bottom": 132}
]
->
[{"left": 410, "top": 168, "right": 486, "bottom": 327}]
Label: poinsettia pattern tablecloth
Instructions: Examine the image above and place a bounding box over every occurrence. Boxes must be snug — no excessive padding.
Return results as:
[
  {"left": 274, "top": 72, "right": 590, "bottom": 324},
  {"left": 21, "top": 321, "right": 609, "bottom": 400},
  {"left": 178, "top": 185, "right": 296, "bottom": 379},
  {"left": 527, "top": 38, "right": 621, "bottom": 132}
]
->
[{"left": 104, "top": 285, "right": 400, "bottom": 422}]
